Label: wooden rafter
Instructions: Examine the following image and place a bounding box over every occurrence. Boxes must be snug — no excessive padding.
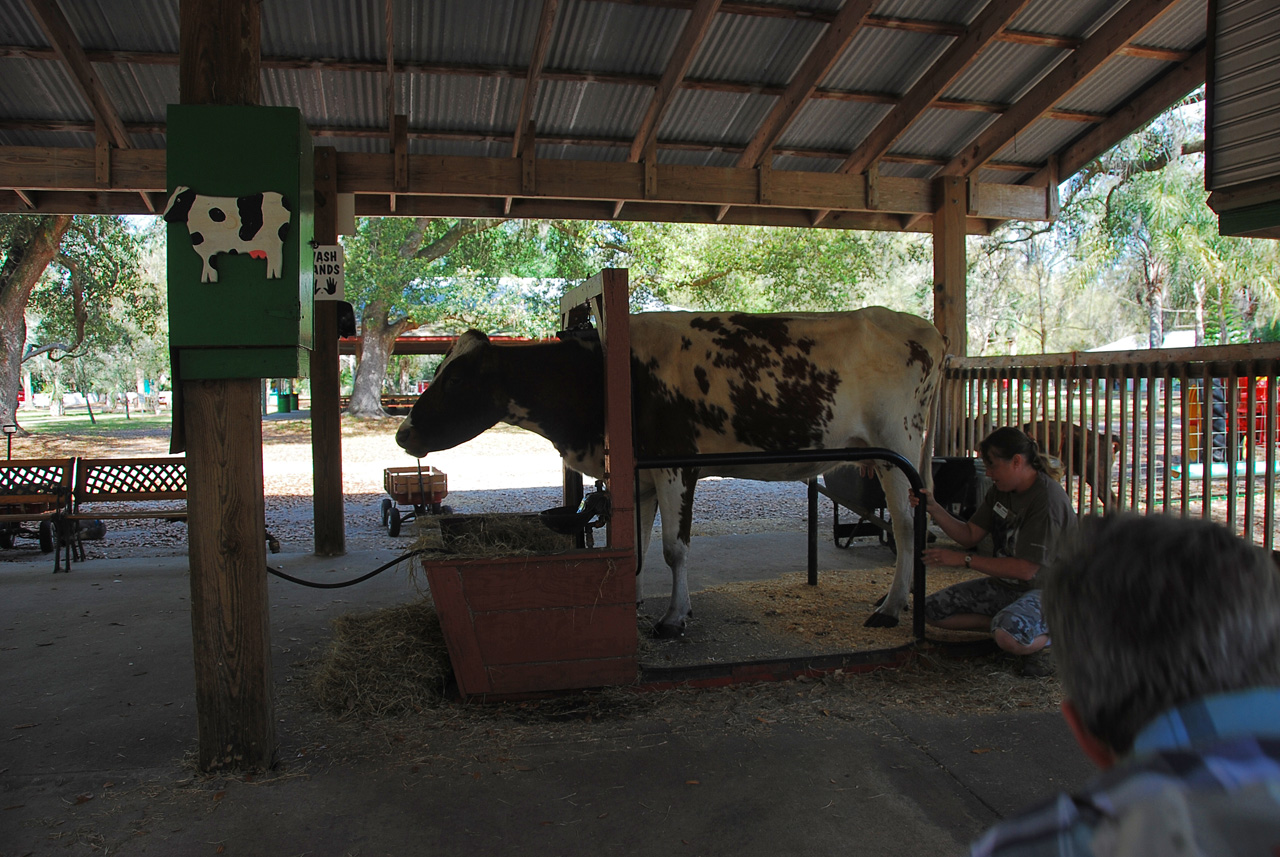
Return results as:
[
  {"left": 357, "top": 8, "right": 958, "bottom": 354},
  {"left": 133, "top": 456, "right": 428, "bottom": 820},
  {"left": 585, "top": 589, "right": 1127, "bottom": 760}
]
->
[
  {"left": 718, "top": 0, "right": 876, "bottom": 220},
  {"left": 733, "top": 0, "right": 875, "bottom": 171},
  {"left": 1027, "top": 42, "right": 1207, "bottom": 188},
  {"left": 811, "top": 0, "right": 1031, "bottom": 226},
  {"left": 1, "top": 39, "right": 1196, "bottom": 81},
  {"left": 580, "top": 0, "right": 1192, "bottom": 63},
  {"left": 939, "top": 0, "right": 1183, "bottom": 178},
  {"left": 614, "top": 0, "right": 720, "bottom": 217},
  {"left": 840, "top": 0, "right": 1031, "bottom": 179},
  {"left": 626, "top": 0, "right": 720, "bottom": 163},
  {"left": 511, "top": 0, "right": 560, "bottom": 158},
  {"left": 23, "top": 0, "right": 130, "bottom": 150},
  {"left": 505, "top": 0, "right": 560, "bottom": 213}
]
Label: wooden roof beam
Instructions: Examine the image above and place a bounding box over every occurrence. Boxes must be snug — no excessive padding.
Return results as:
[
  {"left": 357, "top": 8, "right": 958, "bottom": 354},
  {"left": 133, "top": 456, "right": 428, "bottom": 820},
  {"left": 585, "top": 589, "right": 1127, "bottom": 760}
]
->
[
  {"left": 1027, "top": 42, "right": 1206, "bottom": 188},
  {"left": 939, "top": 0, "right": 1183, "bottom": 178},
  {"left": 840, "top": 0, "right": 1031, "bottom": 178},
  {"left": 505, "top": 0, "right": 559, "bottom": 213},
  {"left": 812, "top": 0, "right": 1032, "bottom": 226},
  {"left": 511, "top": 0, "right": 559, "bottom": 158},
  {"left": 23, "top": 0, "right": 130, "bottom": 150},
  {"left": 719, "top": 0, "right": 876, "bottom": 220},
  {"left": 627, "top": 0, "right": 719, "bottom": 164},
  {"left": 615, "top": 0, "right": 720, "bottom": 217}
]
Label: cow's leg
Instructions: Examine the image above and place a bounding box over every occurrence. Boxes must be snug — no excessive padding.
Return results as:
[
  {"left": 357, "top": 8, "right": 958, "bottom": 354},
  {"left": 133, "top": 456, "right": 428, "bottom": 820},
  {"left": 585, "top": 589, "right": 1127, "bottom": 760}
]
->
[
  {"left": 200, "top": 255, "right": 217, "bottom": 283},
  {"left": 635, "top": 474, "right": 659, "bottom": 576},
  {"left": 866, "top": 464, "right": 916, "bottom": 628},
  {"left": 652, "top": 469, "right": 696, "bottom": 638}
]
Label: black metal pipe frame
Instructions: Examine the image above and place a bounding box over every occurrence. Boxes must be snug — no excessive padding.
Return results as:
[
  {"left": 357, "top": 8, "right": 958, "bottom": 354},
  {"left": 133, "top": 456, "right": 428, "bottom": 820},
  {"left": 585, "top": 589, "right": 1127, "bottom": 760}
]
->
[{"left": 634, "top": 447, "right": 928, "bottom": 640}]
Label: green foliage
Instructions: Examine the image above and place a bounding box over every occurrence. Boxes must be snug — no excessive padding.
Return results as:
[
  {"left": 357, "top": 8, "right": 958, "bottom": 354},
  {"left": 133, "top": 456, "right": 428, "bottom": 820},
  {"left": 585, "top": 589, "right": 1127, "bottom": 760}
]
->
[
  {"left": 16, "top": 215, "right": 166, "bottom": 400},
  {"left": 342, "top": 217, "right": 625, "bottom": 336},
  {"left": 620, "top": 222, "right": 931, "bottom": 315}
]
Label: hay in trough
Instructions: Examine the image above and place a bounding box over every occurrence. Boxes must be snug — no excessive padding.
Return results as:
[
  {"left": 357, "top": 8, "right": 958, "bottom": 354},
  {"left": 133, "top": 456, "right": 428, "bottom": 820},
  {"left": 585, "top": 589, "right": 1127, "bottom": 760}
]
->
[
  {"left": 305, "top": 599, "right": 453, "bottom": 717},
  {"left": 412, "top": 513, "right": 574, "bottom": 559}
]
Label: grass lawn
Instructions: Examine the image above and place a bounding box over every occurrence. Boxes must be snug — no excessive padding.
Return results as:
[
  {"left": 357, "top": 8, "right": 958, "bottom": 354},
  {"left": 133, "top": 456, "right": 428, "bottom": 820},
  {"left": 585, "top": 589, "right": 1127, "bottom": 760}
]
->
[{"left": 15, "top": 411, "right": 176, "bottom": 435}]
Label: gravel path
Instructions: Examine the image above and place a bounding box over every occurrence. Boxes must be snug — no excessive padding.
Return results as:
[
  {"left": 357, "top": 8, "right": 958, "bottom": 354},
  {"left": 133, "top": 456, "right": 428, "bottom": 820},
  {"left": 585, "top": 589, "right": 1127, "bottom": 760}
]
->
[{"left": 2, "top": 415, "right": 835, "bottom": 562}]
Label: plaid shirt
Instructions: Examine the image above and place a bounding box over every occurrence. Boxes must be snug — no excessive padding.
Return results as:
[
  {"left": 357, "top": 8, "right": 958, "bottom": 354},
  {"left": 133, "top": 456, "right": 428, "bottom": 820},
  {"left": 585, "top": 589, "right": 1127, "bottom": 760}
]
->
[{"left": 968, "top": 687, "right": 1280, "bottom": 857}]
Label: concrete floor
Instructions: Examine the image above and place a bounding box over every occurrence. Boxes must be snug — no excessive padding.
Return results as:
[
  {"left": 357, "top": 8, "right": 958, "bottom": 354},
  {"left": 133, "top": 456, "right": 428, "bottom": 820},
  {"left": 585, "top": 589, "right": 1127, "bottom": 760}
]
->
[{"left": 0, "top": 533, "right": 1094, "bottom": 856}]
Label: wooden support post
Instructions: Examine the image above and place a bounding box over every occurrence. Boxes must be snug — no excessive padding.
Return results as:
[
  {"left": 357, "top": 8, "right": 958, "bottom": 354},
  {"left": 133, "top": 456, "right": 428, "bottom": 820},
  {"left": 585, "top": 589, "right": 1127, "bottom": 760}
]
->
[
  {"left": 312, "top": 147, "right": 345, "bottom": 556},
  {"left": 933, "top": 175, "right": 967, "bottom": 357},
  {"left": 185, "top": 378, "right": 274, "bottom": 770},
  {"left": 178, "top": 0, "right": 275, "bottom": 772}
]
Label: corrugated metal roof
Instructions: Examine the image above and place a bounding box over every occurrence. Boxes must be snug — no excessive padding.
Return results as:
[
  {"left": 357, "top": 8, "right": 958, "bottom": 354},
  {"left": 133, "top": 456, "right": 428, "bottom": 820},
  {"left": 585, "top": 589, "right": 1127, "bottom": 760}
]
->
[
  {"left": 689, "top": 11, "right": 824, "bottom": 86},
  {"left": 822, "top": 25, "right": 954, "bottom": 94},
  {"left": 1010, "top": 0, "right": 1128, "bottom": 40},
  {"left": 944, "top": 41, "right": 1066, "bottom": 104},
  {"left": 1055, "top": 54, "right": 1173, "bottom": 114},
  {"left": 0, "top": 0, "right": 1216, "bottom": 227}
]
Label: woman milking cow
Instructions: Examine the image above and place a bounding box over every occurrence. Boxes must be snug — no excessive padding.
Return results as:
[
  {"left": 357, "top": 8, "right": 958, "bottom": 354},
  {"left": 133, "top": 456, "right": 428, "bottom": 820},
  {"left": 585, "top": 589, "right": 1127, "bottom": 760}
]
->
[{"left": 911, "top": 427, "right": 1078, "bottom": 677}]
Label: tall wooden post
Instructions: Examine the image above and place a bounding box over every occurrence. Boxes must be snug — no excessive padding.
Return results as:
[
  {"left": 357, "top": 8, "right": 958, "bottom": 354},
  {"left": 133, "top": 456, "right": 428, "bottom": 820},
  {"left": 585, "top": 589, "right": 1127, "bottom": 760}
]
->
[
  {"left": 179, "top": 0, "right": 275, "bottom": 771},
  {"left": 933, "top": 175, "right": 967, "bottom": 357},
  {"left": 311, "top": 147, "right": 345, "bottom": 556}
]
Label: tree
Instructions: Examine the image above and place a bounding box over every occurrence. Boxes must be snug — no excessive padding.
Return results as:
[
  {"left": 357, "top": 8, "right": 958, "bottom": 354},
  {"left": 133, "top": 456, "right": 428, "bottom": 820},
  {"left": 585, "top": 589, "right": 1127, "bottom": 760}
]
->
[
  {"left": 0, "top": 215, "right": 152, "bottom": 431},
  {"left": 342, "top": 217, "right": 620, "bottom": 417},
  {"left": 1, "top": 216, "right": 71, "bottom": 431},
  {"left": 621, "top": 222, "right": 930, "bottom": 314}
]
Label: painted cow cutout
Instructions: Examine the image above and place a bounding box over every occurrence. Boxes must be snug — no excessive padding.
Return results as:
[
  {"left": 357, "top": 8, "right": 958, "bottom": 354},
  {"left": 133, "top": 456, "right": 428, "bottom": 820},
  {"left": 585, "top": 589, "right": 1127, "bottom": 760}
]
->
[
  {"left": 163, "top": 186, "right": 291, "bottom": 283},
  {"left": 396, "top": 308, "right": 946, "bottom": 637}
]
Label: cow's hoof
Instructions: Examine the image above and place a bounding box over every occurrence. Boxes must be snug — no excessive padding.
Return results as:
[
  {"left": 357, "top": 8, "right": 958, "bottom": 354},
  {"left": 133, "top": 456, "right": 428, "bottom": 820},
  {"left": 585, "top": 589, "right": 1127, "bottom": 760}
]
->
[
  {"left": 863, "top": 612, "right": 899, "bottom": 628},
  {"left": 652, "top": 622, "right": 685, "bottom": 639}
]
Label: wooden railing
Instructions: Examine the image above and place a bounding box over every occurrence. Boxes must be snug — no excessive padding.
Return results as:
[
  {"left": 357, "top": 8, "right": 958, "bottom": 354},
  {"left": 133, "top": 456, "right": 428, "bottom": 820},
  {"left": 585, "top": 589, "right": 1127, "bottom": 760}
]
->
[{"left": 939, "top": 342, "right": 1280, "bottom": 551}]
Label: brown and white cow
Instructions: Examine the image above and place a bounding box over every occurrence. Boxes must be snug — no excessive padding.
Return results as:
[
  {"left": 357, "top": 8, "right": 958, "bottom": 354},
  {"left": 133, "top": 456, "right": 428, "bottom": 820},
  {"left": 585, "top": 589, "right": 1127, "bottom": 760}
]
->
[{"left": 396, "top": 308, "right": 946, "bottom": 637}]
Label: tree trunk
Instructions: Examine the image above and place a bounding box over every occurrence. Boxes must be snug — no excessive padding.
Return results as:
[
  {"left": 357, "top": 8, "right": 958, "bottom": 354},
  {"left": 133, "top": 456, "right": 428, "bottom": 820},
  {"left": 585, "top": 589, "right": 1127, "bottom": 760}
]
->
[
  {"left": 1193, "top": 278, "right": 1206, "bottom": 346},
  {"left": 347, "top": 300, "right": 414, "bottom": 417},
  {"left": 0, "top": 215, "right": 72, "bottom": 433}
]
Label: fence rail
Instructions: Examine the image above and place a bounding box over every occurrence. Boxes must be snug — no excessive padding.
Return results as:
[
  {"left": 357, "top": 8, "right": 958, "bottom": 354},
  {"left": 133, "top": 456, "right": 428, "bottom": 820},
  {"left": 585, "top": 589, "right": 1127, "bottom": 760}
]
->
[{"left": 940, "top": 342, "right": 1280, "bottom": 551}]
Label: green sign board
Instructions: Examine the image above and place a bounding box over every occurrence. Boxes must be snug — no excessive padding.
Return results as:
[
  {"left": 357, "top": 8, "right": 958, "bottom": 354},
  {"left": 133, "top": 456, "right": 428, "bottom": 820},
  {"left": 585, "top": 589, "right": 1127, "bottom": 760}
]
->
[{"left": 166, "top": 104, "right": 314, "bottom": 379}]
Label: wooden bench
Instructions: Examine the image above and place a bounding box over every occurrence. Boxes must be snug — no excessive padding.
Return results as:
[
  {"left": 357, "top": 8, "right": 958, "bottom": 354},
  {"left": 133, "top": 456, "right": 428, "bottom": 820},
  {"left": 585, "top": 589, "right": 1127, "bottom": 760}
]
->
[
  {"left": 0, "top": 458, "right": 75, "bottom": 555},
  {"left": 56, "top": 456, "right": 282, "bottom": 571},
  {"left": 57, "top": 456, "right": 188, "bottom": 571},
  {"left": 338, "top": 394, "right": 419, "bottom": 415}
]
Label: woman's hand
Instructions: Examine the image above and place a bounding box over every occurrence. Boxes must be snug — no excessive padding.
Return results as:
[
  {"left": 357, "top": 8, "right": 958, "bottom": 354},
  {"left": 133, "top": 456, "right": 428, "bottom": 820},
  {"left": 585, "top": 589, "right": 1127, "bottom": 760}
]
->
[
  {"left": 922, "top": 547, "right": 966, "bottom": 568},
  {"left": 910, "top": 488, "right": 942, "bottom": 517}
]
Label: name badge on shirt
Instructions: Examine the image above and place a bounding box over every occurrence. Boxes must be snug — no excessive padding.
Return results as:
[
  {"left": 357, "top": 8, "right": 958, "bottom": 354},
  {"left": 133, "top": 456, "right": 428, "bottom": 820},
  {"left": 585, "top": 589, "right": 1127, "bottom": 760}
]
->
[{"left": 993, "top": 502, "right": 1010, "bottom": 519}]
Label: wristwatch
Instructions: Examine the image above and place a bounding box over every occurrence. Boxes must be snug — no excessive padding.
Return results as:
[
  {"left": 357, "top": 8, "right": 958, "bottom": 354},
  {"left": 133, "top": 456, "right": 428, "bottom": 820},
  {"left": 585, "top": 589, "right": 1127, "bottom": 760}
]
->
[{"left": 964, "top": 554, "right": 973, "bottom": 569}]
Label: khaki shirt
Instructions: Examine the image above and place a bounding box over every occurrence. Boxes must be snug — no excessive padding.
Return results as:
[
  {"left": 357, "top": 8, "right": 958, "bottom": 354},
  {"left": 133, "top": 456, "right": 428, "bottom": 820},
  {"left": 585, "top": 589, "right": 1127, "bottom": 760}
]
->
[{"left": 968, "top": 470, "right": 1077, "bottom": 588}]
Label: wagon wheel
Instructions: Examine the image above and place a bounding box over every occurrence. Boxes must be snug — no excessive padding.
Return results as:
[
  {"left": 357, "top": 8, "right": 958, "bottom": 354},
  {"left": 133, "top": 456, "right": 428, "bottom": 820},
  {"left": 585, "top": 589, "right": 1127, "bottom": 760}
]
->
[
  {"left": 0, "top": 528, "right": 12, "bottom": 550},
  {"left": 380, "top": 498, "right": 392, "bottom": 526},
  {"left": 38, "top": 520, "right": 54, "bottom": 553},
  {"left": 430, "top": 501, "right": 442, "bottom": 515},
  {"left": 388, "top": 507, "right": 402, "bottom": 537}
]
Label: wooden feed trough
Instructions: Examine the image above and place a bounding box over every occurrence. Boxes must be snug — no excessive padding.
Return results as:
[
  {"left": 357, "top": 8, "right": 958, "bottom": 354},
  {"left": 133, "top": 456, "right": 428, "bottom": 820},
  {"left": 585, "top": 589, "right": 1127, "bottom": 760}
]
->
[{"left": 418, "top": 270, "right": 637, "bottom": 699}]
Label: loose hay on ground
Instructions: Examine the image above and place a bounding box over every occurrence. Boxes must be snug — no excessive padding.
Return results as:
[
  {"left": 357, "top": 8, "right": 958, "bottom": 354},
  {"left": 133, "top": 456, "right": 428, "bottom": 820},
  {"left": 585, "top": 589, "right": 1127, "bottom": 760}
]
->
[
  {"left": 303, "top": 553, "right": 1053, "bottom": 727},
  {"left": 305, "top": 599, "right": 452, "bottom": 717}
]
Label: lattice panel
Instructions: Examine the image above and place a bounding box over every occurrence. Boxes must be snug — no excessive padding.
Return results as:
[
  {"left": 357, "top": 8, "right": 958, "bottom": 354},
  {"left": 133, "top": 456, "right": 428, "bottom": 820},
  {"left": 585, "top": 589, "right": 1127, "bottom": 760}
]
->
[
  {"left": 78, "top": 460, "right": 187, "bottom": 502},
  {"left": 0, "top": 461, "right": 72, "bottom": 498}
]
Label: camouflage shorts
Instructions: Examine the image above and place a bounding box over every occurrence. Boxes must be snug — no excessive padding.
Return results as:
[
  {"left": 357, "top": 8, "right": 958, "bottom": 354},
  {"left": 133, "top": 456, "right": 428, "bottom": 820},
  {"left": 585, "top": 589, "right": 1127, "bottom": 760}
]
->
[{"left": 924, "top": 577, "right": 1048, "bottom": 647}]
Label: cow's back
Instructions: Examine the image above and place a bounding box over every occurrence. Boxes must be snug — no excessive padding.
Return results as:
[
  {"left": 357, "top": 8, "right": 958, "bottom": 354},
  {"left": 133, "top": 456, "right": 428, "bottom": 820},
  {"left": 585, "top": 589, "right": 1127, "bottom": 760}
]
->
[{"left": 629, "top": 307, "right": 945, "bottom": 461}]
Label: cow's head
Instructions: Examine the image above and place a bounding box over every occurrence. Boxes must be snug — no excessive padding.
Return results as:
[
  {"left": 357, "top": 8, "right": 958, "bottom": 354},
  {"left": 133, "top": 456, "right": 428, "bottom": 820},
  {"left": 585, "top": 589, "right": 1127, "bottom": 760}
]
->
[
  {"left": 163, "top": 186, "right": 196, "bottom": 223},
  {"left": 395, "top": 330, "right": 508, "bottom": 458}
]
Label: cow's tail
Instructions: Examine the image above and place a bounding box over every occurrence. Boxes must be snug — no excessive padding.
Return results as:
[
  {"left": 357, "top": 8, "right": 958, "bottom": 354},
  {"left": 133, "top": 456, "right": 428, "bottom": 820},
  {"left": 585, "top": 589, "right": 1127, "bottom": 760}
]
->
[{"left": 921, "top": 374, "right": 942, "bottom": 496}]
